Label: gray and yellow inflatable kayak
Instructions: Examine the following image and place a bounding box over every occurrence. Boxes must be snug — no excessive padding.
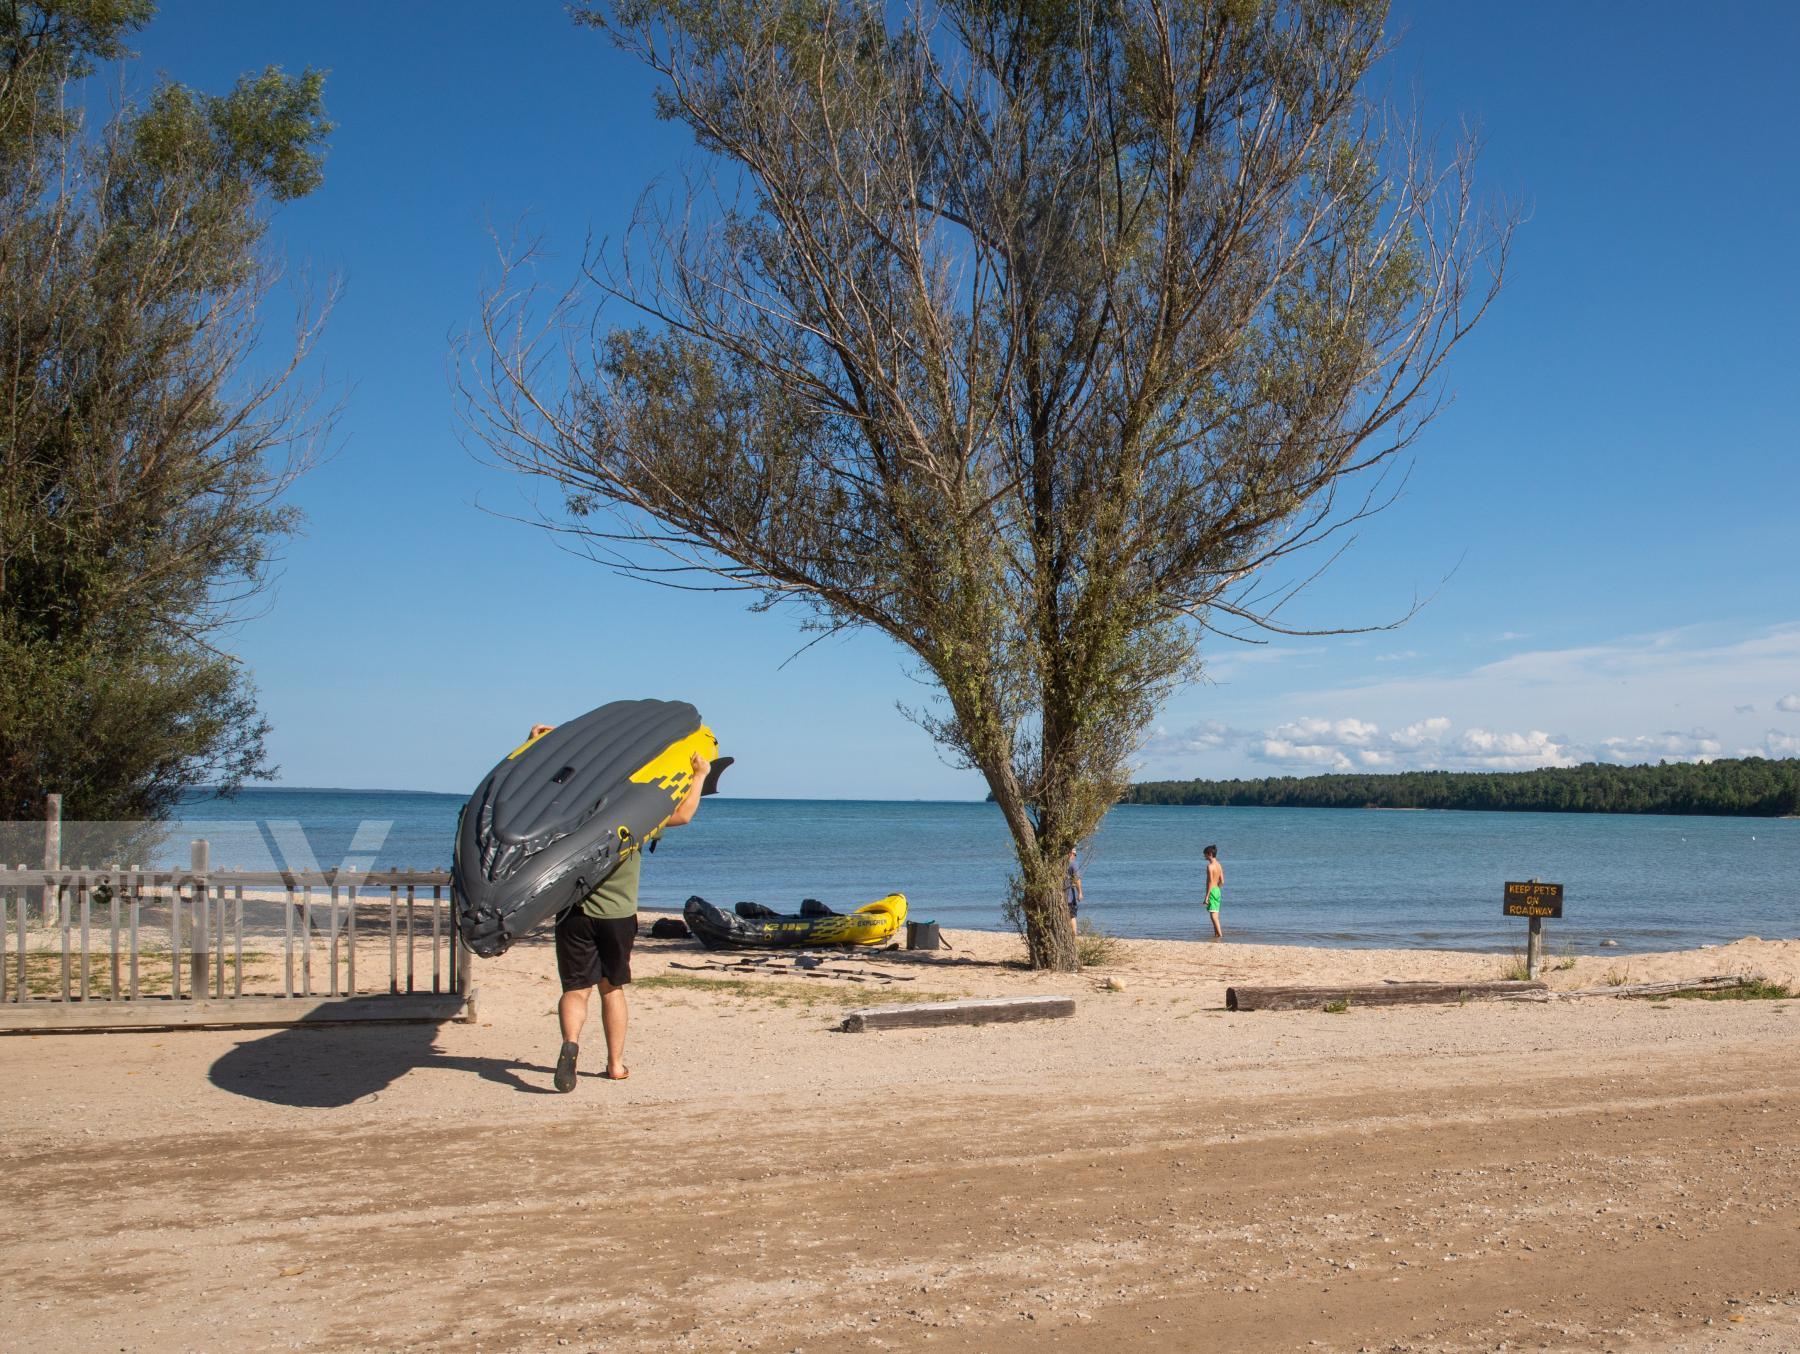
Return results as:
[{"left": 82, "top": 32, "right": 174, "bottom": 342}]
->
[
  {"left": 452, "top": 699, "right": 729, "bottom": 957},
  {"left": 683, "top": 894, "right": 906, "bottom": 949}
]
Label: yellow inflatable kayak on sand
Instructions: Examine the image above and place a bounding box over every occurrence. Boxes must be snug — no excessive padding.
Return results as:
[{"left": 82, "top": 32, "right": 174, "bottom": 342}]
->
[{"left": 683, "top": 894, "right": 907, "bottom": 949}]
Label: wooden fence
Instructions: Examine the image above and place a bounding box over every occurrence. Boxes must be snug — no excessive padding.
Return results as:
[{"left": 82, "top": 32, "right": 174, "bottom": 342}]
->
[{"left": 0, "top": 843, "right": 473, "bottom": 1031}]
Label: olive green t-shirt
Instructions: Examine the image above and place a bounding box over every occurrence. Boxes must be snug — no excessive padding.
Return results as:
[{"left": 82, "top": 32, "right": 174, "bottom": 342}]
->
[{"left": 578, "top": 848, "right": 642, "bottom": 920}]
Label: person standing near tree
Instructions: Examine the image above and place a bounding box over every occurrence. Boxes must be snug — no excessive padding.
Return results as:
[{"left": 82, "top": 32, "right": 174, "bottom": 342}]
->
[
  {"left": 1064, "top": 846, "right": 1083, "bottom": 921},
  {"left": 1203, "top": 844, "right": 1224, "bottom": 941}
]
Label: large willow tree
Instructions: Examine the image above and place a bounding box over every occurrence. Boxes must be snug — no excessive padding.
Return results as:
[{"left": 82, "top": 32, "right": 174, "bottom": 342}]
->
[
  {"left": 0, "top": 2, "right": 331, "bottom": 823},
  {"left": 476, "top": 0, "right": 1509, "bottom": 969}
]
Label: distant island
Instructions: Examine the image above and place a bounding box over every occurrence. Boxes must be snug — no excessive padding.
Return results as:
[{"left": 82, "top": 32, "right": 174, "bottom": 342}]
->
[{"left": 1124, "top": 756, "right": 1800, "bottom": 817}]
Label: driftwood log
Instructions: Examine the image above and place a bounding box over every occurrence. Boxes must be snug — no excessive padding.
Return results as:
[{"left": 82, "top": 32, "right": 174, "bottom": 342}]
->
[
  {"left": 1551, "top": 975, "right": 1747, "bottom": 1000},
  {"left": 1225, "top": 981, "right": 1546, "bottom": 1012},
  {"left": 1226, "top": 974, "right": 1757, "bottom": 1012},
  {"left": 839, "top": 995, "right": 1076, "bottom": 1033}
]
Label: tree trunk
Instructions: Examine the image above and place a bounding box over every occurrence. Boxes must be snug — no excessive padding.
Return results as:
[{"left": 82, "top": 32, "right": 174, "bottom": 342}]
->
[
  {"left": 1021, "top": 873, "right": 1079, "bottom": 970},
  {"left": 984, "top": 766, "right": 1081, "bottom": 972},
  {"left": 1016, "top": 841, "right": 1079, "bottom": 971}
]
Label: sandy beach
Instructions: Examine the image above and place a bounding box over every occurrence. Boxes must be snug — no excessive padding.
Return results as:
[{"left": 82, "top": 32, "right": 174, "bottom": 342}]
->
[
  {"left": 2, "top": 922, "right": 1796, "bottom": 1352},
  {"left": 8, "top": 6, "right": 1797, "bottom": 1354}
]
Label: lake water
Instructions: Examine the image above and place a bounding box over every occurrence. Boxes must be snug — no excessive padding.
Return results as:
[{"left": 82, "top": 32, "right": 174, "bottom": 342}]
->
[{"left": 135, "top": 789, "right": 1800, "bottom": 953}]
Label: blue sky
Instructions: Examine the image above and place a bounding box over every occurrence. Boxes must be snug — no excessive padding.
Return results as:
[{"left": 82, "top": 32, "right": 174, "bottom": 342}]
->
[{"left": 118, "top": 1, "right": 1799, "bottom": 798}]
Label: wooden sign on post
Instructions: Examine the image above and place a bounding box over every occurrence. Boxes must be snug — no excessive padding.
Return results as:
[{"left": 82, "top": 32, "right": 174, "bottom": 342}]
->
[
  {"left": 1503, "top": 881, "right": 1563, "bottom": 918},
  {"left": 1504, "top": 880, "right": 1562, "bottom": 978}
]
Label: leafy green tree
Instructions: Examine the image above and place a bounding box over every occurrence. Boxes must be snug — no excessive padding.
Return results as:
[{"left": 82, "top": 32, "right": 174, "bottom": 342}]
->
[
  {"left": 0, "top": 2, "right": 332, "bottom": 822},
  {"left": 475, "top": 0, "right": 1509, "bottom": 968}
]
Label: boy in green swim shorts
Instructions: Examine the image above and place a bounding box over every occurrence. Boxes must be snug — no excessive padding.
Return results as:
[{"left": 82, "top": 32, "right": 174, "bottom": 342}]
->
[{"left": 1203, "top": 843, "right": 1223, "bottom": 940}]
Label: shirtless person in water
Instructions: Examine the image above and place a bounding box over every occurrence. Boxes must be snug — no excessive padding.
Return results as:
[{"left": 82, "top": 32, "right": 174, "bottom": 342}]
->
[{"left": 1203, "top": 844, "right": 1224, "bottom": 940}]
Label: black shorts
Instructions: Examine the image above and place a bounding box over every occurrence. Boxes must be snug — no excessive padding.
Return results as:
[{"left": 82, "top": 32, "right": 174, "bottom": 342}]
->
[{"left": 554, "top": 910, "right": 638, "bottom": 991}]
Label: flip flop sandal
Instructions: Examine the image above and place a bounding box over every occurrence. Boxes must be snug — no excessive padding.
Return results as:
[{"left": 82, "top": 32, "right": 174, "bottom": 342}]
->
[{"left": 554, "top": 1041, "right": 579, "bottom": 1093}]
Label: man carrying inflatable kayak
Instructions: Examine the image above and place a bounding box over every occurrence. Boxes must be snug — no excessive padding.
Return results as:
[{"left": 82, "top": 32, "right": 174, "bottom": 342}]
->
[
  {"left": 522, "top": 719, "right": 712, "bottom": 1091},
  {"left": 452, "top": 699, "right": 732, "bottom": 1090}
]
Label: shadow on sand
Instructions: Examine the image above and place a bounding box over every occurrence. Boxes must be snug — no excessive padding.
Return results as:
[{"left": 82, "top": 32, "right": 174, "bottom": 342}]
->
[{"left": 208, "top": 1004, "right": 565, "bottom": 1108}]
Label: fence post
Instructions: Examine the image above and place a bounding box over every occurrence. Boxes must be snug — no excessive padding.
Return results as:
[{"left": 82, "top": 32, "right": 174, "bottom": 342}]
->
[
  {"left": 1525, "top": 875, "right": 1544, "bottom": 980},
  {"left": 456, "top": 938, "right": 474, "bottom": 1002},
  {"left": 190, "top": 839, "right": 210, "bottom": 997},
  {"left": 43, "top": 792, "right": 61, "bottom": 926}
]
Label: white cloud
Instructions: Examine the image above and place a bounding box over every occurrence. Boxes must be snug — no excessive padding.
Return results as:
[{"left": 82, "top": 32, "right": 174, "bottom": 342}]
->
[
  {"left": 1221, "top": 714, "right": 1726, "bottom": 774},
  {"left": 1152, "top": 713, "right": 1785, "bottom": 777},
  {"left": 1268, "top": 716, "right": 1381, "bottom": 746},
  {"left": 1218, "top": 622, "right": 1797, "bottom": 758},
  {"left": 1777, "top": 693, "right": 1800, "bottom": 713},
  {"left": 1147, "top": 623, "right": 1800, "bottom": 778},
  {"left": 1141, "top": 721, "right": 1243, "bottom": 760},
  {"left": 1240, "top": 718, "right": 1571, "bottom": 772},
  {"left": 1451, "top": 727, "right": 1576, "bottom": 769},
  {"left": 1467, "top": 625, "right": 1800, "bottom": 694},
  {"left": 1248, "top": 717, "right": 1391, "bottom": 771},
  {"left": 1255, "top": 738, "right": 1355, "bottom": 771},
  {"left": 1204, "top": 644, "right": 1326, "bottom": 681},
  {"left": 1390, "top": 717, "right": 1452, "bottom": 749},
  {"left": 1593, "top": 729, "right": 1722, "bottom": 764},
  {"left": 1250, "top": 714, "right": 1578, "bottom": 772},
  {"left": 1753, "top": 730, "right": 1800, "bottom": 758},
  {"left": 1374, "top": 650, "right": 1420, "bottom": 663}
]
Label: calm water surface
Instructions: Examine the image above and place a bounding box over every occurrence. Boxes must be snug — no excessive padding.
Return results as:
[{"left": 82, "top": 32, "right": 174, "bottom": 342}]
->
[{"left": 156, "top": 790, "right": 1800, "bottom": 953}]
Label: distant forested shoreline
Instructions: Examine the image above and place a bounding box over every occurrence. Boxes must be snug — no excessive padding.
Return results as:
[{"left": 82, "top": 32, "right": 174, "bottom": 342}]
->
[{"left": 1124, "top": 757, "right": 1800, "bottom": 817}]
